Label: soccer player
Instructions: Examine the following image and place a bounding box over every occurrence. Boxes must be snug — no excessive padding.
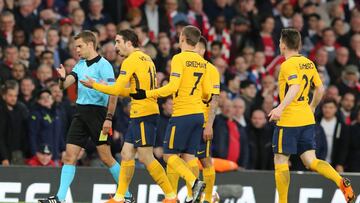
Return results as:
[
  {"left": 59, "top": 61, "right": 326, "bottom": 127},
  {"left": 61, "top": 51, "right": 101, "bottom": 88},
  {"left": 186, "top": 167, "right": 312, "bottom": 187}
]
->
[
  {"left": 269, "top": 28, "right": 356, "bottom": 203},
  {"left": 39, "top": 31, "right": 133, "bottom": 203},
  {"left": 165, "top": 36, "right": 220, "bottom": 203},
  {"left": 130, "top": 25, "right": 210, "bottom": 203},
  {"left": 80, "top": 29, "right": 177, "bottom": 203}
]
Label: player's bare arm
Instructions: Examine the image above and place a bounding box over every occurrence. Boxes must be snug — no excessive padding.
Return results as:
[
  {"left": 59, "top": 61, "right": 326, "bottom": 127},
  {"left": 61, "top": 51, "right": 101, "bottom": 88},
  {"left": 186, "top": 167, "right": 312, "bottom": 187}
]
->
[
  {"left": 310, "top": 84, "right": 325, "bottom": 113},
  {"left": 57, "top": 64, "right": 76, "bottom": 89},
  {"left": 269, "top": 84, "right": 300, "bottom": 121},
  {"left": 102, "top": 95, "right": 117, "bottom": 135},
  {"left": 203, "top": 94, "right": 219, "bottom": 141}
]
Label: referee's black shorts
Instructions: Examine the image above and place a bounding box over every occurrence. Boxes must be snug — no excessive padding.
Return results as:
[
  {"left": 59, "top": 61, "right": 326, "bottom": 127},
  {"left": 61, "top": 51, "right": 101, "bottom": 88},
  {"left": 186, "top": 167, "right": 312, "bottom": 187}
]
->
[{"left": 67, "top": 104, "right": 109, "bottom": 148}]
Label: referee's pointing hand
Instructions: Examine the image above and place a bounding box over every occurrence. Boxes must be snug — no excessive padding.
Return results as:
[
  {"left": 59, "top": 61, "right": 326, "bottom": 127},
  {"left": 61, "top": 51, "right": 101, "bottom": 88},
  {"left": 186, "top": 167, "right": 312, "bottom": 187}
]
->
[{"left": 80, "top": 76, "right": 95, "bottom": 88}]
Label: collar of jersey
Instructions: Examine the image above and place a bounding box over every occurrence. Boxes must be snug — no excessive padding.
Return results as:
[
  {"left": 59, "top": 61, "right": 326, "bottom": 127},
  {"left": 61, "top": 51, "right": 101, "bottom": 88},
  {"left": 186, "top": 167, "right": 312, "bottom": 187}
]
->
[{"left": 86, "top": 55, "right": 101, "bottom": 67}]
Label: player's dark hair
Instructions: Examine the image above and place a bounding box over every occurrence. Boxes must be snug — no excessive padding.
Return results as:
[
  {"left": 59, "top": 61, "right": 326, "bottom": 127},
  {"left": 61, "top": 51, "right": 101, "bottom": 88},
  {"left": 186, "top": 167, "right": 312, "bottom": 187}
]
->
[
  {"left": 182, "top": 25, "right": 201, "bottom": 46},
  {"left": 198, "top": 36, "right": 207, "bottom": 48},
  {"left": 1, "top": 80, "right": 18, "bottom": 95},
  {"left": 74, "top": 30, "right": 97, "bottom": 50},
  {"left": 280, "top": 28, "right": 302, "bottom": 51},
  {"left": 117, "top": 29, "right": 140, "bottom": 48}
]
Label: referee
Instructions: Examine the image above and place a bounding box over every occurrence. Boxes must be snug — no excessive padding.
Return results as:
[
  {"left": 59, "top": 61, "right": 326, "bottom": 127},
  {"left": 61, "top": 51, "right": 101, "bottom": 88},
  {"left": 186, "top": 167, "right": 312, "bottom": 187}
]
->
[{"left": 39, "top": 31, "right": 133, "bottom": 203}]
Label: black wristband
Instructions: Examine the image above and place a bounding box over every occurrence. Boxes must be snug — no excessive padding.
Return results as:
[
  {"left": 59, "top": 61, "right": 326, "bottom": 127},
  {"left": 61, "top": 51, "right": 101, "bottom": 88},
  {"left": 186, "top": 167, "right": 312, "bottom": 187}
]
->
[{"left": 106, "top": 113, "right": 113, "bottom": 121}]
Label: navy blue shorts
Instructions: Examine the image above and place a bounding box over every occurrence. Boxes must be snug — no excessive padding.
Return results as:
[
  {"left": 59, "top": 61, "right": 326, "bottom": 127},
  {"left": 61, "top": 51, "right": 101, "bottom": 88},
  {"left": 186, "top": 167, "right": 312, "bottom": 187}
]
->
[
  {"left": 272, "top": 124, "right": 316, "bottom": 155},
  {"left": 124, "top": 114, "right": 158, "bottom": 147},
  {"left": 196, "top": 138, "right": 212, "bottom": 159},
  {"left": 163, "top": 113, "right": 204, "bottom": 155}
]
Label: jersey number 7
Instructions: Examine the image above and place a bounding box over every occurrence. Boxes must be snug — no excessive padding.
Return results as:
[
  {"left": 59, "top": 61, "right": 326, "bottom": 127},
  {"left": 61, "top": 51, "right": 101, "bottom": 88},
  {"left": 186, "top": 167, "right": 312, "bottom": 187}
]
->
[{"left": 190, "top": 72, "right": 203, "bottom": 95}]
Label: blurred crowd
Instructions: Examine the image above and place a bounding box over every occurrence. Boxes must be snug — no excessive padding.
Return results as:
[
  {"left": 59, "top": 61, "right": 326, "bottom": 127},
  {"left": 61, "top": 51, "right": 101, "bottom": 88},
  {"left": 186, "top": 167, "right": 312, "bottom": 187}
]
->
[{"left": 0, "top": 0, "right": 360, "bottom": 172}]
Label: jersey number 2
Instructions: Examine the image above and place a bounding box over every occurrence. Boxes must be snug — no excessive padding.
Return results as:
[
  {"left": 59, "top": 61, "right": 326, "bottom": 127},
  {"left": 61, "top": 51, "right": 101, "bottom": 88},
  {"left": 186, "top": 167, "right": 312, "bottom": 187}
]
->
[
  {"left": 190, "top": 72, "right": 203, "bottom": 95},
  {"left": 298, "top": 75, "right": 313, "bottom": 101}
]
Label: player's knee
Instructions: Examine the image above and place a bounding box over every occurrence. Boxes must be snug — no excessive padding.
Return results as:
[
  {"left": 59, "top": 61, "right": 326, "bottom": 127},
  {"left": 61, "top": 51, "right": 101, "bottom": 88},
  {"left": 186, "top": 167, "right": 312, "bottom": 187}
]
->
[
  {"left": 120, "top": 150, "right": 132, "bottom": 161},
  {"left": 200, "top": 157, "right": 212, "bottom": 168},
  {"left": 274, "top": 154, "right": 289, "bottom": 165},
  {"left": 137, "top": 148, "right": 154, "bottom": 165},
  {"left": 62, "top": 152, "right": 77, "bottom": 165}
]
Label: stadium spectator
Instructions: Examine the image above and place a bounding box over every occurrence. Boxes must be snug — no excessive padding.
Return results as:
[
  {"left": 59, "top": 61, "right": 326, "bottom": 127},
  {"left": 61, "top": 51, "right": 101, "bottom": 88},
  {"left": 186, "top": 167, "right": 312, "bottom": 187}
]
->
[
  {"left": 209, "top": 41, "right": 222, "bottom": 62},
  {"left": 229, "top": 16, "right": 251, "bottom": 61},
  {"left": 247, "top": 109, "right": 273, "bottom": 170},
  {"left": 338, "top": 13, "right": 360, "bottom": 48},
  {"left": 317, "top": 99, "right": 350, "bottom": 172},
  {"left": 340, "top": 92, "right": 357, "bottom": 125},
  {"left": 0, "top": 45, "right": 19, "bottom": 84},
  {"left": 213, "top": 98, "right": 249, "bottom": 169},
  {"left": 13, "top": 29, "right": 27, "bottom": 47},
  {"left": 337, "top": 65, "right": 360, "bottom": 98},
  {"left": 302, "top": 13, "right": 321, "bottom": 54},
  {"left": 232, "top": 55, "right": 249, "bottom": 82},
  {"left": 84, "top": 0, "right": 111, "bottom": 29},
  {"left": 213, "top": 57, "right": 227, "bottom": 85},
  {"left": 28, "top": 89, "right": 65, "bottom": 162},
  {"left": 207, "top": 15, "right": 231, "bottom": 62},
  {"left": 27, "top": 144, "right": 61, "bottom": 167},
  {"left": 331, "top": 18, "right": 347, "bottom": 38},
  {"left": 258, "top": 16, "right": 276, "bottom": 66},
  {"left": 239, "top": 80, "right": 257, "bottom": 119},
  {"left": 11, "top": 62, "right": 27, "bottom": 82},
  {"left": 273, "top": 3, "right": 294, "bottom": 40},
  {"left": 71, "top": 8, "right": 86, "bottom": 35},
  {"left": 46, "top": 28, "right": 70, "bottom": 68},
  {"left": 154, "top": 35, "right": 173, "bottom": 74},
  {"left": 187, "top": 0, "right": 210, "bottom": 37},
  {"left": 223, "top": 72, "right": 240, "bottom": 100},
  {"left": 0, "top": 11, "right": 16, "bottom": 46},
  {"left": 164, "top": 0, "right": 188, "bottom": 38},
  {"left": 0, "top": 80, "right": 29, "bottom": 166},
  {"left": 203, "top": 0, "right": 236, "bottom": 23},
  {"left": 327, "top": 47, "right": 349, "bottom": 84},
  {"left": 40, "top": 50, "right": 55, "bottom": 68},
  {"left": 140, "top": 0, "right": 170, "bottom": 40},
  {"left": 101, "top": 42, "right": 117, "bottom": 68},
  {"left": 30, "top": 27, "right": 46, "bottom": 47},
  {"left": 14, "top": 0, "right": 39, "bottom": 35},
  {"left": 346, "top": 110, "right": 360, "bottom": 172},
  {"left": 253, "top": 75, "right": 278, "bottom": 111},
  {"left": 59, "top": 18, "right": 74, "bottom": 50},
  {"left": 348, "top": 33, "right": 360, "bottom": 67},
  {"left": 18, "top": 45, "right": 30, "bottom": 68},
  {"left": 233, "top": 97, "right": 247, "bottom": 127},
  {"left": 105, "top": 23, "right": 117, "bottom": 41},
  {"left": 36, "top": 64, "right": 53, "bottom": 89},
  {"left": 134, "top": 25, "right": 156, "bottom": 51},
  {"left": 241, "top": 46, "right": 255, "bottom": 65},
  {"left": 309, "top": 28, "right": 341, "bottom": 62},
  {"left": 248, "top": 51, "right": 267, "bottom": 89},
  {"left": 314, "top": 48, "right": 331, "bottom": 87},
  {"left": 18, "top": 77, "right": 36, "bottom": 108}
]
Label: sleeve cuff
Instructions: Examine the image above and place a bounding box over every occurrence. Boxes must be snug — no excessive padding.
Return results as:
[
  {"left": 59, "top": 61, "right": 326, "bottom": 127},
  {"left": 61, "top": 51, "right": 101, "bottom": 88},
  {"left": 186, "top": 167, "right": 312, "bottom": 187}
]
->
[{"left": 69, "top": 71, "right": 78, "bottom": 81}]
